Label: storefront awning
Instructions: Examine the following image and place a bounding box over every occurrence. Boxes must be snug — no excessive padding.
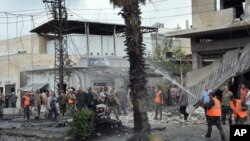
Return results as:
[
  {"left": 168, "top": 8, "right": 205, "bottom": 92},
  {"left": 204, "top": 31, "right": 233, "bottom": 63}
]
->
[{"left": 20, "top": 83, "right": 48, "bottom": 92}]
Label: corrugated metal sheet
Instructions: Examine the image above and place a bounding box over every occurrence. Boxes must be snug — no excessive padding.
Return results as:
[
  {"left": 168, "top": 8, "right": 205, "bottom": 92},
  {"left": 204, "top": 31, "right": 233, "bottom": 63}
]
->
[{"left": 186, "top": 45, "right": 250, "bottom": 104}]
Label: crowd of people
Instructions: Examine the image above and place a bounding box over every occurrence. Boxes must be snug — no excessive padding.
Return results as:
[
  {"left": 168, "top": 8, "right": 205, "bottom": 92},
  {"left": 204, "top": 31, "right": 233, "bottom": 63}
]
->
[
  {"left": 200, "top": 84, "right": 250, "bottom": 141},
  {"left": 20, "top": 85, "right": 131, "bottom": 121},
  {"left": 0, "top": 84, "right": 186, "bottom": 120}
]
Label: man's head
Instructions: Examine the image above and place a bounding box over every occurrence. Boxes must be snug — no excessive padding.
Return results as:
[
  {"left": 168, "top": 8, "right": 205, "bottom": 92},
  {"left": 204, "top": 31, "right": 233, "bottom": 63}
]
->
[
  {"left": 204, "top": 85, "right": 209, "bottom": 91},
  {"left": 208, "top": 91, "right": 215, "bottom": 98},
  {"left": 224, "top": 85, "right": 229, "bottom": 92}
]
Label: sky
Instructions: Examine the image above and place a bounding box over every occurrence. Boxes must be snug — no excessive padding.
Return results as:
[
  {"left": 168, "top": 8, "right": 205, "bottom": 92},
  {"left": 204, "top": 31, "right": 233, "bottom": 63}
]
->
[{"left": 0, "top": 0, "right": 192, "bottom": 40}]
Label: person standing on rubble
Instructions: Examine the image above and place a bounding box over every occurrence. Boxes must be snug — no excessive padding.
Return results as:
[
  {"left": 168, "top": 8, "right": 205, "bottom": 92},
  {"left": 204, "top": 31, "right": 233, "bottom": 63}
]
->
[
  {"left": 154, "top": 85, "right": 164, "bottom": 120},
  {"left": 34, "top": 89, "right": 42, "bottom": 119},
  {"left": 23, "top": 92, "right": 31, "bottom": 120},
  {"left": 50, "top": 92, "right": 58, "bottom": 121},
  {"left": 107, "top": 90, "right": 119, "bottom": 120},
  {"left": 178, "top": 89, "right": 189, "bottom": 121},
  {"left": 67, "top": 89, "right": 76, "bottom": 114},
  {"left": 221, "top": 85, "right": 233, "bottom": 125},
  {"left": 85, "top": 87, "right": 94, "bottom": 110},
  {"left": 200, "top": 85, "right": 212, "bottom": 122},
  {"left": 202, "top": 92, "right": 226, "bottom": 141}
]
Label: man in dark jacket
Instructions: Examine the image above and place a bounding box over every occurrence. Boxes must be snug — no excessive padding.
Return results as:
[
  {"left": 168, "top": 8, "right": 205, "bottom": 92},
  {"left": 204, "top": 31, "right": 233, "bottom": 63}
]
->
[{"left": 85, "top": 87, "right": 94, "bottom": 110}]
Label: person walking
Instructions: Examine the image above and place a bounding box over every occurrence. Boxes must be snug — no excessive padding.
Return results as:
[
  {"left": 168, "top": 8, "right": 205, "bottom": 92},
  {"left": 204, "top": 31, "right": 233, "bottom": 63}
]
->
[
  {"left": 154, "top": 85, "right": 164, "bottom": 120},
  {"left": 178, "top": 89, "right": 189, "bottom": 121},
  {"left": 221, "top": 85, "right": 233, "bottom": 125},
  {"left": 230, "top": 96, "right": 248, "bottom": 125},
  {"left": 202, "top": 92, "right": 226, "bottom": 141},
  {"left": 23, "top": 92, "right": 31, "bottom": 120}
]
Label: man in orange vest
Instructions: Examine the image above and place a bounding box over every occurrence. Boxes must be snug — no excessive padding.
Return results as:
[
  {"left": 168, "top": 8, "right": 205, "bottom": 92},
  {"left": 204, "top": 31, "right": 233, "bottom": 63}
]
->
[
  {"left": 230, "top": 96, "right": 248, "bottom": 125},
  {"left": 154, "top": 85, "right": 163, "bottom": 120},
  {"left": 202, "top": 92, "right": 226, "bottom": 141},
  {"left": 23, "top": 92, "right": 30, "bottom": 120}
]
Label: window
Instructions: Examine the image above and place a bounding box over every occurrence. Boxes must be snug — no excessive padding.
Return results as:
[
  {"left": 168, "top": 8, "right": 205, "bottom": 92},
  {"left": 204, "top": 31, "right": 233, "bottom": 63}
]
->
[{"left": 220, "top": 0, "right": 245, "bottom": 19}]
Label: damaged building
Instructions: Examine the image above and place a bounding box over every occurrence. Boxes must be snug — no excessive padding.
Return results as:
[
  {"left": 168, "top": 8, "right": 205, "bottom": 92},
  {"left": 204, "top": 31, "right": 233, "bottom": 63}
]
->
[
  {"left": 168, "top": 0, "right": 250, "bottom": 103},
  {"left": 0, "top": 20, "right": 161, "bottom": 108}
]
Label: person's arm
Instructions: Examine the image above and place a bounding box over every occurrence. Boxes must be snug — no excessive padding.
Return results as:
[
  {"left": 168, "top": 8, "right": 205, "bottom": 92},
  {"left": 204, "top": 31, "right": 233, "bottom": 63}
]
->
[{"left": 204, "top": 98, "right": 214, "bottom": 108}]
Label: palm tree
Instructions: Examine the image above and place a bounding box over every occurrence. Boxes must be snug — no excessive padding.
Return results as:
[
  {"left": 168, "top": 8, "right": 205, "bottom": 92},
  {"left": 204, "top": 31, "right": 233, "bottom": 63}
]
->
[{"left": 110, "top": 0, "right": 150, "bottom": 133}]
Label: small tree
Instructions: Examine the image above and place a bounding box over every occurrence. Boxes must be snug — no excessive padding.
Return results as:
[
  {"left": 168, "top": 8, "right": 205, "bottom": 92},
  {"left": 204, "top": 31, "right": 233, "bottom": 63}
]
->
[
  {"left": 68, "top": 108, "right": 95, "bottom": 140},
  {"left": 149, "top": 38, "right": 192, "bottom": 82}
]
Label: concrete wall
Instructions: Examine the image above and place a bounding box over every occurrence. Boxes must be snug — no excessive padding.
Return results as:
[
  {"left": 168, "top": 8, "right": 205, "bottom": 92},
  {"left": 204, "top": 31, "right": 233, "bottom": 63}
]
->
[
  {"left": 191, "top": 37, "right": 250, "bottom": 52},
  {"left": 0, "top": 54, "right": 54, "bottom": 107},
  {"left": 0, "top": 34, "right": 47, "bottom": 55},
  {"left": 192, "top": 0, "right": 235, "bottom": 28}
]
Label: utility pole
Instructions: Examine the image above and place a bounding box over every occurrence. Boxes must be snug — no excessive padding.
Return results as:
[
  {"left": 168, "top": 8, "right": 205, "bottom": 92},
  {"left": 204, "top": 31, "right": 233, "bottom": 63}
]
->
[{"left": 43, "top": 0, "right": 69, "bottom": 95}]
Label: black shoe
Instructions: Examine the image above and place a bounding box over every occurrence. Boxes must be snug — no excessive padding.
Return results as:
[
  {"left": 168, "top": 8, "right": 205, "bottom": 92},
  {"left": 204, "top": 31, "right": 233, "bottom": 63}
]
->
[{"left": 202, "top": 134, "right": 210, "bottom": 139}]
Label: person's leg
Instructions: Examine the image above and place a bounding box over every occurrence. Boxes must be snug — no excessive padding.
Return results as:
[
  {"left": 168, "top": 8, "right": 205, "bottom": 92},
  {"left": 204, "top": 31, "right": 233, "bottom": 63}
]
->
[
  {"left": 184, "top": 106, "right": 189, "bottom": 120},
  {"left": 159, "top": 105, "right": 162, "bottom": 120},
  {"left": 38, "top": 105, "right": 41, "bottom": 118},
  {"left": 215, "top": 117, "right": 226, "bottom": 140},
  {"left": 221, "top": 106, "right": 226, "bottom": 124},
  {"left": 227, "top": 107, "right": 232, "bottom": 125},
  {"left": 206, "top": 117, "right": 212, "bottom": 138},
  {"left": 154, "top": 104, "right": 159, "bottom": 119},
  {"left": 114, "top": 106, "right": 119, "bottom": 120},
  {"left": 27, "top": 106, "right": 30, "bottom": 120}
]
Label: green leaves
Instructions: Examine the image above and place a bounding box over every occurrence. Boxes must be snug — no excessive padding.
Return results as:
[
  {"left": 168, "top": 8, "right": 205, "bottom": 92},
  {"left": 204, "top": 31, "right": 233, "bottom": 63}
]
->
[{"left": 68, "top": 108, "right": 95, "bottom": 140}]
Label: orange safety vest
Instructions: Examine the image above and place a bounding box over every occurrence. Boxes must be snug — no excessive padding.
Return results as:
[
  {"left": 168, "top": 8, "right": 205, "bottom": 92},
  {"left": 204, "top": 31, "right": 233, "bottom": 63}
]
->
[
  {"left": 207, "top": 97, "right": 221, "bottom": 117},
  {"left": 230, "top": 99, "right": 247, "bottom": 118},
  {"left": 24, "top": 95, "right": 30, "bottom": 106},
  {"left": 154, "top": 90, "right": 162, "bottom": 104}
]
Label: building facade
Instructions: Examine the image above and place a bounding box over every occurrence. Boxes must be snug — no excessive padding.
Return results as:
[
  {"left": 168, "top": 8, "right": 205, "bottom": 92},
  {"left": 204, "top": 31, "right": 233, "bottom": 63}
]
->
[
  {"left": 168, "top": 0, "right": 250, "bottom": 103},
  {"left": 0, "top": 20, "right": 162, "bottom": 108}
]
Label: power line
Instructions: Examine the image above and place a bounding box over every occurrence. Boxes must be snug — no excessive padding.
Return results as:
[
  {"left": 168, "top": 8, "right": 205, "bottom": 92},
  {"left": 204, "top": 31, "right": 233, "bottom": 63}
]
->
[{"left": 0, "top": 14, "right": 48, "bottom": 24}]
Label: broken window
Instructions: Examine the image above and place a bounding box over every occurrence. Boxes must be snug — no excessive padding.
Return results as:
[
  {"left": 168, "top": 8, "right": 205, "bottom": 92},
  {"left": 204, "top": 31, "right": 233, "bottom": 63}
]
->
[{"left": 219, "top": 0, "right": 245, "bottom": 19}]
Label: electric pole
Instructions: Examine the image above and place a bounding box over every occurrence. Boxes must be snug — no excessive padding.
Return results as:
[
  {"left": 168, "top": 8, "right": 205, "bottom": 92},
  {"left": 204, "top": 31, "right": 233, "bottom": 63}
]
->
[{"left": 43, "top": 0, "right": 69, "bottom": 95}]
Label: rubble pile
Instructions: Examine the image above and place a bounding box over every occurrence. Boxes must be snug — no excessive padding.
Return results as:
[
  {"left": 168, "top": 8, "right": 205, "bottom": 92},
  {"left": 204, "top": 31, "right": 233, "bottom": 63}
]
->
[{"left": 118, "top": 105, "right": 206, "bottom": 128}]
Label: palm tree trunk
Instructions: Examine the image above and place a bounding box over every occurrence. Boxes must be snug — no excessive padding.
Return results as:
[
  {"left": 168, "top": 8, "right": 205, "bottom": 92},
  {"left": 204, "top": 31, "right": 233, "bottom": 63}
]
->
[{"left": 120, "top": 1, "right": 150, "bottom": 133}]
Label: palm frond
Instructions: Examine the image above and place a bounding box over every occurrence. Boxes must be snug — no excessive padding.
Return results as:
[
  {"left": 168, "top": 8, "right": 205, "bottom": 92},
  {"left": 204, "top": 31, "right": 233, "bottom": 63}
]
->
[{"left": 110, "top": 0, "right": 146, "bottom": 7}]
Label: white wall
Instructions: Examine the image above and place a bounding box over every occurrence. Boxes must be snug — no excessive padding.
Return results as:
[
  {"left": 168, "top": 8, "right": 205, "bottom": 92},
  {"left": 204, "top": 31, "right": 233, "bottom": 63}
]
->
[{"left": 47, "top": 34, "right": 152, "bottom": 58}]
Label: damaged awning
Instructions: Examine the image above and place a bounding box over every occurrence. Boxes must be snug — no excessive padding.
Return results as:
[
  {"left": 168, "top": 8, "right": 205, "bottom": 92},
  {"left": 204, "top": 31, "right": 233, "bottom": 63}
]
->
[
  {"left": 186, "top": 45, "right": 250, "bottom": 104},
  {"left": 20, "top": 83, "right": 48, "bottom": 92}
]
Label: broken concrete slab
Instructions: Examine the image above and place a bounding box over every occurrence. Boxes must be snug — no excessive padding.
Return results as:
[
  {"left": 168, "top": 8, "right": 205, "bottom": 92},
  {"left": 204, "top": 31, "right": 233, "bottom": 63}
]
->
[{"left": 3, "top": 108, "right": 21, "bottom": 115}]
